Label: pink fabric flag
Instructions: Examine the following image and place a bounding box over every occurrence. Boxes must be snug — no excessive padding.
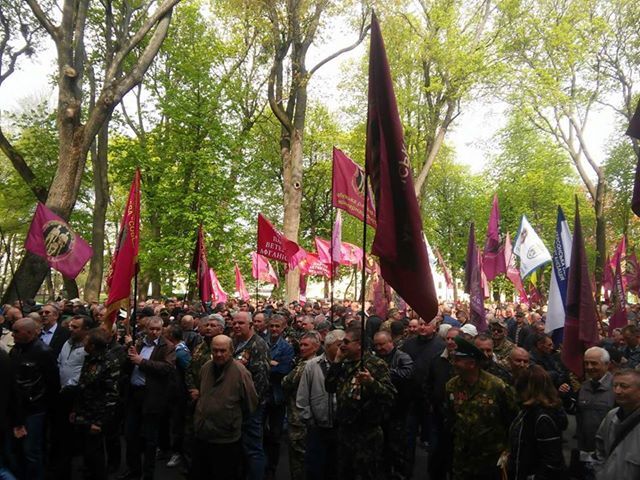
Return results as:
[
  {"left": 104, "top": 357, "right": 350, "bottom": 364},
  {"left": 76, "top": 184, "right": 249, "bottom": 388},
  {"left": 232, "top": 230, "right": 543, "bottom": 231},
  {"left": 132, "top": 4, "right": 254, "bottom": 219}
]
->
[
  {"left": 25, "top": 202, "right": 93, "bottom": 279},
  {"left": 435, "top": 248, "right": 453, "bottom": 289},
  {"left": 209, "top": 268, "right": 228, "bottom": 304},
  {"left": 235, "top": 263, "right": 250, "bottom": 302},
  {"left": 504, "top": 232, "right": 529, "bottom": 304},
  {"left": 315, "top": 237, "right": 331, "bottom": 265},
  {"left": 482, "top": 194, "right": 507, "bottom": 281},
  {"left": 332, "top": 210, "right": 343, "bottom": 266},
  {"left": 251, "top": 252, "right": 279, "bottom": 286},
  {"left": 332, "top": 147, "right": 377, "bottom": 228},
  {"left": 341, "top": 242, "right": 364, "bottom": 267}
]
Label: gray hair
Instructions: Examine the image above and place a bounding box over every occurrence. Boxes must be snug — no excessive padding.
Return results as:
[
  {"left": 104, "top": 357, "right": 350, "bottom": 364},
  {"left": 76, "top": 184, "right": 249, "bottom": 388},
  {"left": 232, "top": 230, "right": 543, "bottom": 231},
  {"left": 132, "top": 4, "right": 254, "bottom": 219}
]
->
[
  {"left": 232, "top": 311, "right": 252, "bottom": 324},
  {"left": 324, "top": 329, "right": 346, "bottom": 346},
  {"left": 208, "top": 313, "right": 225, "bottom": 328},
  {"left": 585, "top": 346, "right": 610, "bottom": 364}
]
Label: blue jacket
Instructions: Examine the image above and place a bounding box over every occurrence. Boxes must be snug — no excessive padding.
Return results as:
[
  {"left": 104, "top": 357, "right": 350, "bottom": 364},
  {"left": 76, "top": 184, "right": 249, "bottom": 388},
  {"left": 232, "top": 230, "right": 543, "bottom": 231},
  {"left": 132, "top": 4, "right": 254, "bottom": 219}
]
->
[{"left": 268, "top": 335, "right": 294, "bottom": 404}]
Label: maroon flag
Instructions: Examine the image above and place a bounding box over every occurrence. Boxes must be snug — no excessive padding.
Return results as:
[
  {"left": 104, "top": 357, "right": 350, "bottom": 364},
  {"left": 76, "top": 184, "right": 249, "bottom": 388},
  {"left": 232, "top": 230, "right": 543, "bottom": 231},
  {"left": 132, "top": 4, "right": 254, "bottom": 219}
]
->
[
  {"left": 190, "top": 225, "right": 213, "bottom": 304},
  {"left": 257, "top": 213, "right": 304, "bottom": 268},
  {"left": 504, "top": 232, "right": 529, "bottom": 304},
  {"left": 465, "top": 223, "right": 487, "bottom": 331},
  {"left": 625, "top": 250, "right": 640, "bottom": 295},
  {"left": 25, "top": 202, "right": 93, "bottom": 279},
  {"left": 561, "top": 201, "right": 599, "bottom": 377},
  {"left": 435, "top": 248, "right": 453, "bottom": 289},
  {"left": 332, "top": 147, "right": 377, "bottom": 228},
  {"left": 602, "top": 254, "right": 614, "bottom": 301},
  {"left": 609, "top": 251, "right": 627, "bottom": 334},
  {"left": 105, "top": 169, "right": 141, "bottom": 328},
  {"left": 626, "top": 99, "right": 640, "bottom": 216},
  {"left": 365, "top": 13, "right": 438, "bottom": 322},
  {"left": 235, "top": 263, "right": 250, "bottom": 302},
  {"left": 610, "top": 237, "right": 627, "bottom": 288},
  {"left": 482, "top": 194, "right": 507, "bottom": 281}
]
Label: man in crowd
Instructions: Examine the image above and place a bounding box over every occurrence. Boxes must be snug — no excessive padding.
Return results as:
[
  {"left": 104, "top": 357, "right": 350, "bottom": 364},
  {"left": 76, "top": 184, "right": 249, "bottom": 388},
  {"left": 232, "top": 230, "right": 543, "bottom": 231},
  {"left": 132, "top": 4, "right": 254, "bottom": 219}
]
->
[
  {"left": 232, "top": 311, "right": 270, "bottom": 480},
  {"left": 474, "top": 334, "right": 512, "bottom": 384},
  {"left": 373, "top": 330, "right": 414, "bottom": 479},
  {"left": 325, "top": 326, "right": 396, "bottom": 479},
  {"left": 507, "top": 311, "right": 532, "bottom": 347},
  {"left": 120, "top": 316, "right": 176, "bottom": 480},
  {"left": 253, "top": 312, "right": 268, "bottom": 340},
  {"left": 10, "top": 317, "right": 59, "bottom": 480},
  {"left": 297, "top": 329, "right": 345, "bottom": 480},
  {"left": 489, "top": 317, "right": 514, "bottom": 365},
  {"left": 575, "top": 346, "right": 616, "bottom": 478},
  {"left": 192, "top": 335, "right": 258, "bottom": 480},
  {"left": 39, "top": 303, "right": 70, "bottom": 356},
  {"left": 187, "top": 314, "right": 224, "bottom": 398},
  {"left": 594, "top": 369, "right": 640, "bottom": 479},
  {"left": 621, "top": 324, "right": 640, "bottom": 368},
  {"left": 446, "top": 336, "right": 517, "bottom": 480},
  {"left": 506, "top": 347, "right": 530, "bottom": 382},
  {"left": 180, "top": 314, "right": 201, "bottom": 353},
  {"left": 529, "top": 334, "right": 571, "bottom": 394}
]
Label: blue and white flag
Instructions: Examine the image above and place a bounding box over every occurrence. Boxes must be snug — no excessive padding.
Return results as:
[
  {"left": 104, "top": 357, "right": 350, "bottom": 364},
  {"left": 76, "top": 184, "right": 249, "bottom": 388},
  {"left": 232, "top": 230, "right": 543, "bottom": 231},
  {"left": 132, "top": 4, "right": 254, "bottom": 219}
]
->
[
  {"left": 546, "top": 207, "right": 572, "bottom": 335},
  {"left": 513, "top": 215, "right": 552, "bottom": 279}
]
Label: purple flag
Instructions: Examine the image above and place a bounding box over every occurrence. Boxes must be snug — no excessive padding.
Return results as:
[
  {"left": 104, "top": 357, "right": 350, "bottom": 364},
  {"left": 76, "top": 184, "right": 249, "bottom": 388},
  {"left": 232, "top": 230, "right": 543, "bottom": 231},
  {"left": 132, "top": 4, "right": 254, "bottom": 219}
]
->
[
  {"left": 25, "top": 202, "right": 93, "bottom": 279},
  {"left": 365, "top": 13, "right": 438, "bottom": 322},
  {"left": 465, "top": 223, "right": 487, "bottom": 332},
  {"left": 626, "top": 99, "right": 640, "bottom": 216},
  {"left": 561, "top": 200, "right": 599, "bottom": 377},
  {"left": 482, "top": 194, "right": 507, "bottom": 281}
]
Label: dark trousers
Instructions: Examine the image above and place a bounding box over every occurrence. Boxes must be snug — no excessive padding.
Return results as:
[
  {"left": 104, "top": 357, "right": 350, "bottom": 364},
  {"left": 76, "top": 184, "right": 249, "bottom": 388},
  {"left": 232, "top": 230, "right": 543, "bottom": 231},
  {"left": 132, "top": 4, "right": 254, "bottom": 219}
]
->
[
  {"left": 263, "top": 402, "right": 286, "bottom": 475},
  {"left": 241, "top": 403, "right": 266, "bottom": 480},
  {"left": 80, "top": 425, "right": 107, "bottom": 480},
  {"left": 125, "top": 387, "right": 160, "bottom": 479},
  {"left": 191, "top": 440, "right": 242, "bottom": 480},
  {"left": 383, "top": 414, "right": 410, "bottom": 480},
  {"left": 170, "top": 393, "right": 188, "bottom": 454},
  {"left": 305, "top": 426, "right": 338, "bottom": 480},
  {"left": 104, "top": 403, "right": 124, "bottom": 470},
  {"left": 51, "top": 387, "right": 78, "bottom": 479}
]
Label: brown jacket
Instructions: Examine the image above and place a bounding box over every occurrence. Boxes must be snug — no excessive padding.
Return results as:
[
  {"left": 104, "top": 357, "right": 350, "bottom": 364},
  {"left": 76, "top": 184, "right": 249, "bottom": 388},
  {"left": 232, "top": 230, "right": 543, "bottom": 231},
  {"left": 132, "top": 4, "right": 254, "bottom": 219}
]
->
[
  {"left": 131, "top": 336, "right": 176, "bottom": 414},
  {"left": 194, "top": 359, "right": 258, "bottom": 444}
]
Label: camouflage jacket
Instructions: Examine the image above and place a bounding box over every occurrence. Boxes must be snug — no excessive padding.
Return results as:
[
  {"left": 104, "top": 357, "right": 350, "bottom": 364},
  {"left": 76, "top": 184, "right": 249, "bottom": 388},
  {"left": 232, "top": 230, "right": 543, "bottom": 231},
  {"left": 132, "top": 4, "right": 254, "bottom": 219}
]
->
[
  {"left": 234, "top": 334, "right": 271, "bottom": 403},
  {"left": 282, "top": 358, "right": 309, "bottom": 427},
  {"left": 493, "top": 338, "right": 515, "bottom": 366},
  {"left": 73, "top": 350, "right": 120, "bottom": 427},
  {"left": 325, "top": 353, "right": 396, "bottom": 429},
  {"left": 186, "top": 338, "right": 211, "bottom": 391},
  {"left": 446, "top": 370, "right": 518, "bottom": 477}
]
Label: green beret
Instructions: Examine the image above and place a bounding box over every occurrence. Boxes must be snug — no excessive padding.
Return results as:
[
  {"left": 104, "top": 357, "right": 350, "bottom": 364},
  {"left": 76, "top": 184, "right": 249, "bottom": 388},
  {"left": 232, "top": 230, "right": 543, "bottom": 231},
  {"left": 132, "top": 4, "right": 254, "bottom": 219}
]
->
[{"left": 453, "top": 336, "right": 485, "bottom": 361}]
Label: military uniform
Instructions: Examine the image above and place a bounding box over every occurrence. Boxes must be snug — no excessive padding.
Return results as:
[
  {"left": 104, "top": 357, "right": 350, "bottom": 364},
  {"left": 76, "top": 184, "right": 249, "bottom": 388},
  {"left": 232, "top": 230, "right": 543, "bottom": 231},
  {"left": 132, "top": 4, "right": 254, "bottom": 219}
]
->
[
  {"left": 446, "top": 370, "right": 518, "bottom": 480},
  {"left": 325, "top": 353, "right": 397, "bottom": 480},
  {"left": 282, "top": 359, "right": 310, "bottom": 480},
  {"left": 185, "top": 338, "right": 212, "bottom": 391},
  {"left": 493, "top": 338, "right": 515, "bottom": 366}
]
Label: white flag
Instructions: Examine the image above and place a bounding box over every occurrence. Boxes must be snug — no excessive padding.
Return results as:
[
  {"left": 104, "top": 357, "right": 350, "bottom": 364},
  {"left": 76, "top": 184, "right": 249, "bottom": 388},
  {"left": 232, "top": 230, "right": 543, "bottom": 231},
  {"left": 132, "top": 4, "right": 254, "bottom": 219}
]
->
[
  {"left": 513, "top": 215, "right": 552, "bottom": 279},
  {"left": 546, "top": 207, "right": 572, "bottom": 333}
]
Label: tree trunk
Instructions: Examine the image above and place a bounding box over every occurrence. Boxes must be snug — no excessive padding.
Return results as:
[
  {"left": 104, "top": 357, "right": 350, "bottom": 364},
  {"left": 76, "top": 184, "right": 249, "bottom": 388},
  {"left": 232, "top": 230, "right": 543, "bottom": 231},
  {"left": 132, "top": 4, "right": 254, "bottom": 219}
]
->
[{"left": 84, "top": 120, "right": 110, "bottom": 302}]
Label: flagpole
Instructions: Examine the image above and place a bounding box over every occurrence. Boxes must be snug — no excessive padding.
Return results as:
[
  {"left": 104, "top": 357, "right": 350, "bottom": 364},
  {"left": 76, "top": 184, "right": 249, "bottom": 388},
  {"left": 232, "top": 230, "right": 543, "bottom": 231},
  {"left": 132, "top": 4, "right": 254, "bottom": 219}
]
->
[
  {"left": 329, "top": 205, "right": 335, "bottom": 326},
  {"left": 0, "top": 226, "right": 23, "bottom": 311},
  {"left": 131, "top": 270, "right": 139, "bottom": 339},
  {"left": 359, "top": 172, "right": 369, "bottom": 366}
]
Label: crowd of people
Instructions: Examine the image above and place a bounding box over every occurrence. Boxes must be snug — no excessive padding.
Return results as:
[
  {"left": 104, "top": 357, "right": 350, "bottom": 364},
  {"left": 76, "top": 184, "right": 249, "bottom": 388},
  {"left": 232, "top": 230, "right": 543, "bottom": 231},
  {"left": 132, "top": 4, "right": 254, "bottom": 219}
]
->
[{"left": 0, "top": 296, "right": 640, "bottom": 480}]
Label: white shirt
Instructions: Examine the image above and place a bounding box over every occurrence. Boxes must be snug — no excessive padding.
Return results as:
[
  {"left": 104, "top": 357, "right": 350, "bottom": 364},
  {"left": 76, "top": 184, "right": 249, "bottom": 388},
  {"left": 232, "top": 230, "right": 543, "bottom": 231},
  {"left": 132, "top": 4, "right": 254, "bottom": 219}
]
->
[
  {"left": 40, "top": 322, "right": 58, "bottom": 346},
  {"left": 58, "top": 339, "right": 88, "bottom": 388}
]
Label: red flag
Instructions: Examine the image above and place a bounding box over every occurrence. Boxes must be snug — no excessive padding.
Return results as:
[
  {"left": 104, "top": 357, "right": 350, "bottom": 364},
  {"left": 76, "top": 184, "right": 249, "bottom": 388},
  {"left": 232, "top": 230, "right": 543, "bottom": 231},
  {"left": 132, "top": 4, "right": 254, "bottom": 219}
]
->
[
  {"left": 626, "top": 99, "right": 640, "bottom": 216},
  {"left": 235, "top": 263, "right": 250, "bottom": 302},
  {"left": 209, "top": 268, "right": 228, "bottom": 304},
  {"left": 625, "top": 250, "right": 640, "bottom": 295},
  {"left": 365, "top": 13, "right": 438, "bottom": 322},
  {"left": 609, "top": 251, "right": 627, "bottom": 334},
  {"left": 251, "top": 252, "right": 279, "bottom": 286},
  {"left": 435, "top": 248, "right": 453, "bottom": 289},
  {"left": 602, "top": 254, "right": 614, "bottom": 300},
  {"left": 332, "top": 147, "right": 377, "bottom": 228},
  {"left": 190, "top": 225, "right": 213, "bottom": 304},
  {"left": 257, "top": 213, "right": 304, "bottom": 268},
  {"left": 482, "top": 194, "right": 507, "bottom": 281},
  {"left": 465, "top": 223, "right": 487, "bottom": 331},
  {"left": 505, "top": 232, "right": 529, "bottom": 304},
  {"left": 24, "top": 202, "right": 93, "bottom": 279},
  {"left": 610, "top": 237, "right": 627, "bottom": 287},
  {"left": 105, "top": 169, "right": 141, "bottom": 327},
  {"left": 299, "top": 252, "right": 331, "bottom": 278},
  {"left": 561, "top": 200, "right": 599, "bottom": 377}
]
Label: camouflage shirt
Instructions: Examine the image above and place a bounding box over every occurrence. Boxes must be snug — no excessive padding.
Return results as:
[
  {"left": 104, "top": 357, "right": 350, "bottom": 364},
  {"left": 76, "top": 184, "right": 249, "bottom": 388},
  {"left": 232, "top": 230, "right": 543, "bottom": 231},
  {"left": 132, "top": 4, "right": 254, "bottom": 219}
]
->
[
  {"left": 325, "top": 353, "right": 397, "bottom": 428},
  {"left": 185, "top": 338, "right": 212, "bottom": 391},
  {"left": 446, "top": 370, "right": 517, "bottom": 478},
  {"left": 73, "top": 350, "right": 120, "bottom": 427},
  {"left": 282, "top": 358, "right": 310, "bottom": 427},
  {"left": 234, "top": 333, "right": 271, "bottom": 403},
  {"left": 493, "top": 338, "right": 515, "bottom": 366}
]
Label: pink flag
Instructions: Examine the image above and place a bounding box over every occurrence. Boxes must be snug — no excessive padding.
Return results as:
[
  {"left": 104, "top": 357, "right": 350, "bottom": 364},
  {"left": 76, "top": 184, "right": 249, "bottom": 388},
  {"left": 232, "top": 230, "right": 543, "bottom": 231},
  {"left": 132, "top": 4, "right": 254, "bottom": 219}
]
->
[
  {"left": 435, "top": 248, "right": 453, "bottom": 289},
  {"left": 251, "top": 252, "right": 279, "bottom": 286},
  {"left": 209, "top": 268, "right": 228, "bottom": 304},
  {"left": 25, "top": 202, "right": 93, "bottom": 279},
  {"left": 504, "top": 232, "right": 529, "bottom": 303},
  {"left": 315, "top": 237, "right": 331, "bottom": 264},
  {"left": 235, "top": 263, "right": 250, "bottom": 302},
  {"left": 341, "top": 242, "right": 364, "bottom": 267},
  {"left": 482, "top": 194, "right": 507, "bottom": 281},
  {"left": 299, "top": 252, "right": 331, "bottom": 278},
  {"left": 332, "top": 147, "right": 377, "bottom": 228}
]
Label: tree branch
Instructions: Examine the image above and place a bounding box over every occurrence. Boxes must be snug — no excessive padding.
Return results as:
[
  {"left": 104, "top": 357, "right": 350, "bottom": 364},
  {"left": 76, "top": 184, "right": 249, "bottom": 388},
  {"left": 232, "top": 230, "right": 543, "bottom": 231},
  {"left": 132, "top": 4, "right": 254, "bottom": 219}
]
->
[
  {"left": 309, "top": 22, "right": 370, "bottom": 77},
  {"left": 0, "top": 127, "right": 48, "bottom": 202},
  {"left": 25, "top": 0, "right": 60, "bottom": 41}
]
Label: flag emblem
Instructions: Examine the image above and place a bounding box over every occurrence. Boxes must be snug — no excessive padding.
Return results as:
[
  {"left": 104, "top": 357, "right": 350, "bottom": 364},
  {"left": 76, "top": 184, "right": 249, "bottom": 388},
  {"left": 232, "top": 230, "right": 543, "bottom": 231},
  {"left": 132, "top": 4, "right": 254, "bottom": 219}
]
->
[
  {"left": 352, "top": 167, "right": 366, "bottom": 199},
  {"left": 43, "top": 221, "right": 74, "bottom": 259}
]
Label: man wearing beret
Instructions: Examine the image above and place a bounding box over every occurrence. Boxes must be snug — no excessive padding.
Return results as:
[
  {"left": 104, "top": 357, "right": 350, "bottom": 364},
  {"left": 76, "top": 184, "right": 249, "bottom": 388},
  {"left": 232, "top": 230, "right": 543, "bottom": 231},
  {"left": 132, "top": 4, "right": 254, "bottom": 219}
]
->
[{"left": 445, "top": 337, "right": 517, "bottom": 480}]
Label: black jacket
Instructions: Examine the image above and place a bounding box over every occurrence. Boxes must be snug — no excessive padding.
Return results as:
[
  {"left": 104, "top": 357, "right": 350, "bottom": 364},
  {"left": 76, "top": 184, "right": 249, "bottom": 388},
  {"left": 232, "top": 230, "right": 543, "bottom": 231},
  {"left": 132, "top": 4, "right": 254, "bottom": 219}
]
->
[
  {"left": 47, "top": 324, "right": 71, "bottom": 357},
  {"left": 379, "top": 347, "right": 414, "bottom": 411},
  {"left": 10, "top": 339, "right": 60, "bottom": 415},
  {"left": 400, "top": 334, "right": 445, "bottom": 404},
  {"left": 0, "top": 349, "right": 24, "bottom": 448}
]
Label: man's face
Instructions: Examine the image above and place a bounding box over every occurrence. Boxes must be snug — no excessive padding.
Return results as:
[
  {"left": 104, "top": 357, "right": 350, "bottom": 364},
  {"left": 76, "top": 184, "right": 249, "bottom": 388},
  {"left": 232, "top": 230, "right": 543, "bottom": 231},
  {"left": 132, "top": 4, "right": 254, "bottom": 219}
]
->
[
  {"left": 475, "top": 339, "right": 494, "bottom": 359},
  {"left": 509, "top": 350, "right": 530, "bottom": 372},
  {"left": 208, "top": 320, "right": 224, "bottom": 337},
  {"left": 445, "top": 330, "right": 459, "bottom": 353},
  {"left": 68, "top": 318, "right": 86, "bottom": 342},
  {"left": 505, "top": 308, "right": 513, "bottom": 318},
  {"left": 232, "top": 313, "right": 252, "bottom": 339},
  {"left": 302, "top": 319, "right": 315, "bottom": 331},
  {"left": 373, "top": 335, "right": 394, "bottom": 356},
  {"left": 211, "top": 338, "right": 232, "bottom": 366},
  {"left": 253, "top": 314, "right": 265, "bottom": 332},
  {"left": 299, "top": 338, "right": 319, "bottom": 360},
  {"left": 452, "top": 356, "right": 477, "bottom": 376},
  {"left": 417, "top": 319, "right": 436, "bottom": 337},
  {"left": 408, "top": 320, "right": 419, "bottom": 335},
  {"left": 515, "top": 314, "right": 526, "bottom": 325},
  {"left": 12, "top": 323, "right": 35, "bottom": 344},
  {"left": 325, "top": 338, "right": 342, "bottom": 359},
  {"left": 339, "top": 333, "right": 361, "bottom": 360},
  {"left": 146, "top": 322, "right": 163, "bottom": 341},
  {"left": 613, "top": 374, "right": 640, "bottom": 412},
  {"left": 623, "top": 331, "right": 639, "bottom": 348},
  {"left": 538, "top": 337, "right": 554, "bottom": 355},
  {"left": 269, "top": 320, "right": 285, "bottom": 339},
  {"left": 40, "top": 306, "right": 58, "bottom": 328},
  {"left": 321, "top": 305, "right": 330, "bottom": 315},
  {"left": 490, "top": 324, "right": 506, "bottom": 342},
  {"left": 584, "top": 350, "right": 608, "bottom": 380}
]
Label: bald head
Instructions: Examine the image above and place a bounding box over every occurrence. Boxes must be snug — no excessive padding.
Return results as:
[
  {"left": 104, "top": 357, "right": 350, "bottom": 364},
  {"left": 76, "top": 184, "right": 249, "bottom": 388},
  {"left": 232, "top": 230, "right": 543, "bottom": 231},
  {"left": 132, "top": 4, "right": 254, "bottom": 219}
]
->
[
  {"left": 12, "top": 317, "right": 39, "bottom": 344},
  {"left": 211, "top": 334, "right": 233, "bottom": 366},
  {"left": 509, "top": 347, "right": 530, "bottom": 372}
]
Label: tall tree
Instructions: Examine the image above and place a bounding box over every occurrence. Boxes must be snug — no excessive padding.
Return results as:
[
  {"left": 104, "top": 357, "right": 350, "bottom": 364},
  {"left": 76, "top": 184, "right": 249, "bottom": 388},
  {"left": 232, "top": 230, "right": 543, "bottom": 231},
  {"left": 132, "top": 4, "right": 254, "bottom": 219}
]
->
[{"left": 0, "top": 0, "right": 180, "bottom": 303}]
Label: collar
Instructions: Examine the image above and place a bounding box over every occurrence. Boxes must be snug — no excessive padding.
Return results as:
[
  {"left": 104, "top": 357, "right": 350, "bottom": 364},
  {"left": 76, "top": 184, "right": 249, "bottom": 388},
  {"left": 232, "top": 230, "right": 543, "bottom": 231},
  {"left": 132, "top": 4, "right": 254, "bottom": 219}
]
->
[
  {"left": 43, "top": 322, "right": 58, "bottom": 335},
  {"left": 143, "top": 337, "right": 159, "bottom": 348}
]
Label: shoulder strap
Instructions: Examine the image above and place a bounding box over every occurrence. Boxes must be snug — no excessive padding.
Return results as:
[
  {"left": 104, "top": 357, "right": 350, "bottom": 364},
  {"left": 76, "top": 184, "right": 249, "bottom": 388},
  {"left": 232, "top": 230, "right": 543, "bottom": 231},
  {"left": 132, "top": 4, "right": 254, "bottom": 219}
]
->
[{"left": 608, "top": 409, "right": 640, "bottom": 455}]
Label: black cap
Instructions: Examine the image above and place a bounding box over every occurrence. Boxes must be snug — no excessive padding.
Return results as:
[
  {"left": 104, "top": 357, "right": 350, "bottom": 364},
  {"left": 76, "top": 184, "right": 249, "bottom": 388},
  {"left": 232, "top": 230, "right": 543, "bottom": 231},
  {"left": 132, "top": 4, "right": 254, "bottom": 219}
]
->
[{"left": 452, "top": 336, "right": 485, "bottom": 361}]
